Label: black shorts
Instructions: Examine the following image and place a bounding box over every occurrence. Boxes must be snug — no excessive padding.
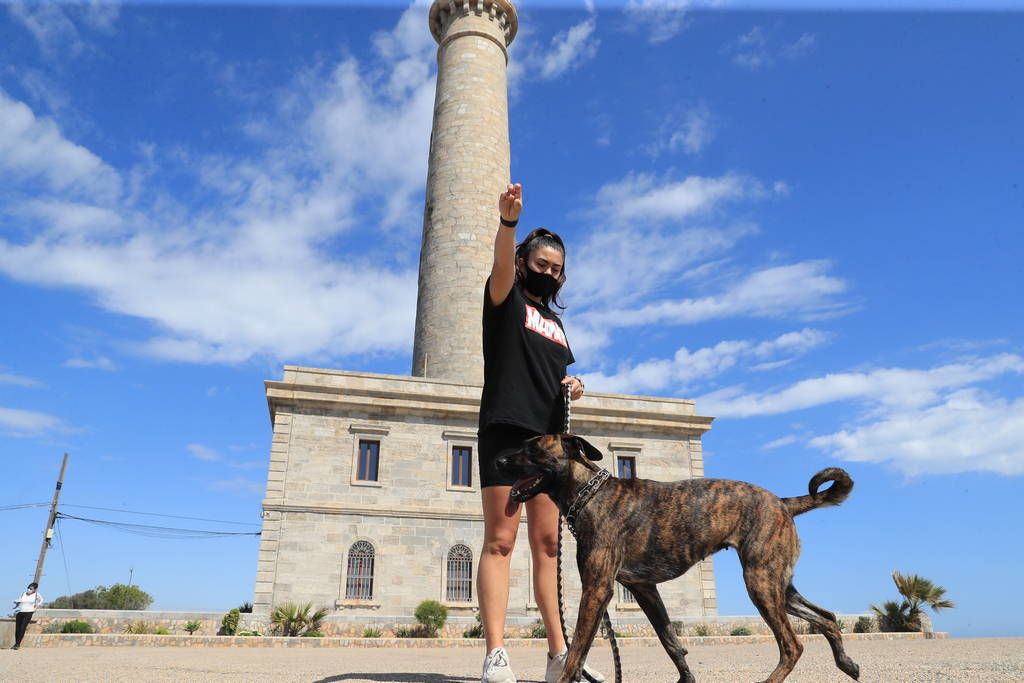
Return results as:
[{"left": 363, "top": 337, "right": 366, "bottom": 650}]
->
[{"left": 478, "top": 423, "right": 541, "bottom": 488}]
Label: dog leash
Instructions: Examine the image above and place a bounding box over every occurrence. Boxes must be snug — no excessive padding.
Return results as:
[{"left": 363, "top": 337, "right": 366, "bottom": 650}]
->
[{"left": 557, "top": 384, "right": 622, "bottom": 683}]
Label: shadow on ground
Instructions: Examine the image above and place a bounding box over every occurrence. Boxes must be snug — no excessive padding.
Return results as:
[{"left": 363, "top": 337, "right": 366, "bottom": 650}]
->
[{"left": 313, "top": 675, "right": 535, "bottom": 683}]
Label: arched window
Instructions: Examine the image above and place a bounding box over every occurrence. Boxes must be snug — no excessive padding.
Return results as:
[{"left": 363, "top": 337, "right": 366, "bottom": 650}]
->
[
  {"left": 345, "top": 541, "right": 375, "bottom": 600},
  {"left": 446, "top": 544, "right": 473, "bottom": 602}
]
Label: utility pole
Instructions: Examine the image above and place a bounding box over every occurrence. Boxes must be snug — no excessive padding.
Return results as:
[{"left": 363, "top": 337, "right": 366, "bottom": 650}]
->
[{"left": 34, "top": 452, "right": 69, "bottom": 586}]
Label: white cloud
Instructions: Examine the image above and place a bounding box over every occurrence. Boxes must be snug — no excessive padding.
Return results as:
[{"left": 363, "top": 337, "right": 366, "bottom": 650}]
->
[
  {"left": 6, "top": 2, "right": 85, "bottom": 57},
  {"left": 0, "top": 5, "right": 434, "bottom": 366},
  {"left": 5, "top": 1, "right": 119, "bottom": 58},
  {"left": 0, "top": 372, "right": 42, "bottom": 388},
  {"left": 670, "top": 105, "right": 715, "bottom": 155},
  {"left": 0, "top": 90, "right": 121, "bottom": 201},
  {"left": 782, "top": 32, "right": 817, "bottom": 59},
  {"left": 582, "top": 328, "right": 829, "bottom": 395},
  {"left": 510, "top": 14, "right": 600, "bottom": 86},
  {"left": 647, "top": 105, "right": 716, "bottom": 157},
  {"left": 726, "top": 26, "right": 818, "bottom": 71},
  {"left": 569, "top": 222, "right": 757, "bottom": 305},
  {"left": 64, "top": 356, "right": 116, "bottom": 371},
  {"left": 624, "top": 0, "right": 692, "bottom": 44},
  {"left": 580, "top": 260, "right": 849, "bottom": 333},
  {"left": 699, "top": 353, "right": 1024, "bottom": 418},
  {"left": 0, "top": 406, "right": 67, "bottom": 437},
  {"left": 538, "top": 17, "right": 600, "bottom": 80},
  {"left": 187, "top": 443, "right": 221, "bottom": 462},
  {"left": 763, "top": 434, "right": 798, "bottom": 450},
  {"left": 809, "top": 389, "right": 1024, "bottom": 476},
  {"left": 591, "top": 173, "right": 781, "bottom": 227}
]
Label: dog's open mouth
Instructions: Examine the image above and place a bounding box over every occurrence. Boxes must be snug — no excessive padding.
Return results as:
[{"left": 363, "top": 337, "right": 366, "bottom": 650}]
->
[{"left": 510, "top": 474, "right": 546, "bottom": 502}]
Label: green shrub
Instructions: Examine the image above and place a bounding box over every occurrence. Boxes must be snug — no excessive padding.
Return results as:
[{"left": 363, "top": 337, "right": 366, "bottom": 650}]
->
[
  {"left": 808, "top": 618, "right": 846, "bottom": 635},
  {"left": 270, "top": 602, "right": 329, "bottom": 637},
  {"left": 730, "top": 626, "right": 752, "bottom": 636},
  {"left": 46, "top": 584, "right": 153, "bottom": 610},
  {"left": 302, "top": 629, "right": 324, "bottom": 637},
  {"left": 462, "top": 612, "right": 483, "bottom": 639},
  {"left": 153, "top": 626, "right": 170, "bottom": 635},
  {"left": 854, "top": 616, "right": 874, "bottom": 634},
  {"left": 60, "top": 620, "right": 94, "bottom": 634},
  {"left": 238, "top": 602, "right": 253, "bottom": 613},
  {"left": 237, "top": 630, "right": 262, "bottom": 637},
  {"left": 363, "top": 627, "right": 383, "bottom": 638},
  {"left": 414, "top": 600, "right": 447, "bottom": 637},
  {"left": 528, "top": 619, "right": 547, "bottom": 639},
  {"left": 694, "top": 624, "right": 710, "bottom": 637},
  {"left": 220, "top": 608, "right": 240, "bottom": 636},
  {"left": 395, "top": 625, "right": 432, "bottom": 638},
  {"left": 184, "top": 620, "right": 201, "bottom": 635},
  {"left": 124, "top": 621, "right": 157, "bottom": 634},
  {"left": 43, "top": 621, "right": 64, "bottom": 634}
]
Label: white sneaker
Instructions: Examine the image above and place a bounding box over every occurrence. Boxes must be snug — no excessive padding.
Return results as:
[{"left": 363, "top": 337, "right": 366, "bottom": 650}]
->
[
  {"left": 545, "top": 649, "right": 606, "bottom": 683},
  {"left": 482, "top": 647, "right": 517, "bottom": 683}
]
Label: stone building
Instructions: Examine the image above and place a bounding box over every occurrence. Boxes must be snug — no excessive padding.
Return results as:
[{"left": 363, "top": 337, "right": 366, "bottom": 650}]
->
[{"left": 253, "top": 0, "right": 717, "bottom": 634}]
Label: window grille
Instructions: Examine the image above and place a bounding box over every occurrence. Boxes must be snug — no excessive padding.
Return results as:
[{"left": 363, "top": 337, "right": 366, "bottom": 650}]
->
[
  {"left": 345, "top": 540, "right": 375, "bottom": 600},
  {"left": 446, "top": 544, "right": 473, "bottom": 602}
]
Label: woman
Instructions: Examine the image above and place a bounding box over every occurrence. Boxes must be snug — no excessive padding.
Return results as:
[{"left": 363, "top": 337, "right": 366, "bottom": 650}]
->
[
  {"left": 12, "top": 582, "right": 43, "bottom": 650},
  {"left": 476, "top": 183, "right": 603, "bottom": 683}
]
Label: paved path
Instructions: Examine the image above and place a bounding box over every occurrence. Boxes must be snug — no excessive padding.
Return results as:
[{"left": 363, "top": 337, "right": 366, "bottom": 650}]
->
[{"left": 1, "top": 637, "right": 1022, "bottom": 682}]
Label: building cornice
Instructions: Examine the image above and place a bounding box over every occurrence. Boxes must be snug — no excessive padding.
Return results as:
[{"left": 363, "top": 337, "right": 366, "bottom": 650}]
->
[
  {"left": 263, "top": 499, "right": 488, "bottom": 523},
  {"left": 266, "top": 366, "right": 714, "bottom": 436}
]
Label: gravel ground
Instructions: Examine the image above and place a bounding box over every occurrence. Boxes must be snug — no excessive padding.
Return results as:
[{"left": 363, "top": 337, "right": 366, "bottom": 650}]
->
[{"left": 1, "top": 637, "right": 1021, "bottom": 682}]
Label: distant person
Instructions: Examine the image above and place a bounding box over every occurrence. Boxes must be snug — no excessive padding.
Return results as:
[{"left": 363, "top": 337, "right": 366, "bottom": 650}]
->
[
  {"left": 12, "top": 582, "right": 42, "bottom": 649},
  {"left": 476, "top": 183, "right": 602, "bottom": 683}
]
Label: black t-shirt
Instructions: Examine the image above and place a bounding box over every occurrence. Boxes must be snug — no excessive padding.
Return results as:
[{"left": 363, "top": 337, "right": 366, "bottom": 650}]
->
[{"left": 479, "top": 277, "right": 575, "bottom": 435}]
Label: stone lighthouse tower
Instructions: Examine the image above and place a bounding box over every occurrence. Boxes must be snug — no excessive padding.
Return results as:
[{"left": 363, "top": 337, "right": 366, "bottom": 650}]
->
[
  {"left": 252, "top": 0, "right": 718, "bottom": 633},
  {"left": 412, "top": 0, "right": 519, "bottom": 384}
]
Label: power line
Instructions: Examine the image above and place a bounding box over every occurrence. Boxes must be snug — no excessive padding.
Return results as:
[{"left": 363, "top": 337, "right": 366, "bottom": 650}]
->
[
  {"left": 0, "top": 502, "right": 49, "bottom": 511},
  {"left": 56, "top": 512, "right": 261, "bottom": 540},
  {"left": 60, "top": 503, "right": 261, "bottom": 527},
  {"left": 55, "top": 518, "right": 74, "bottom": 602}
]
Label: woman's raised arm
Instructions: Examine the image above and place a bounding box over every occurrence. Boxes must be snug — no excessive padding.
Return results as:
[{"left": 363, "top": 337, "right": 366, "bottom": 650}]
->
[{"left": 489, "top": 182, "right": 522, "bottom": 306}]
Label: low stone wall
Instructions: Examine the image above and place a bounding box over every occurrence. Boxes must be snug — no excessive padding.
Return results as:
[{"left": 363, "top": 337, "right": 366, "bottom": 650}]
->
[
  {"left": 0, "top": 618, "right": 14, "bottom": 649},
  {"left": 22, "top": 631, "right": 945, "bottom": 649},
  {"left": 29, "top": 610, "right": 887, "bottom": 639}
]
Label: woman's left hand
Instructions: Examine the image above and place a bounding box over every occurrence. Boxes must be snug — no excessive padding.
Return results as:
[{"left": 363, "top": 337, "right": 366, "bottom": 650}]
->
[{"left": 561, "top": 375, "right": 584, "bottom": 401}]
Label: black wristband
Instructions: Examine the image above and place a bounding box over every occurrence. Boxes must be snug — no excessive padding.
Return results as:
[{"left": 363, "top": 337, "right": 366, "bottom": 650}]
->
[{"left": 500, "top": 216, "right": 518, "bottom": 228}]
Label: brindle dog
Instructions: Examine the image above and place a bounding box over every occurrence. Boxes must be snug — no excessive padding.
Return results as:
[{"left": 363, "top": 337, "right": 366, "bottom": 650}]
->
[{"left": 497, "top": 434, "right": 860, "bottom": 683}]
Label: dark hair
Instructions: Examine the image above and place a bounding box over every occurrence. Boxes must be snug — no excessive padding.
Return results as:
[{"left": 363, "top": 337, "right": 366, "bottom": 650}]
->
[
  {"left": 28, "top": 582, "right": 38, "bottom": 590},
  {"left": 515, "top": 227, "right": 567, "bottom": 310}
]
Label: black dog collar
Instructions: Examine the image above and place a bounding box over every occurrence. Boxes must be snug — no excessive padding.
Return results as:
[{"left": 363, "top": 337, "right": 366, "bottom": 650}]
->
[{"left": 565, "top": 469, "right": 611, "bottom": 538}]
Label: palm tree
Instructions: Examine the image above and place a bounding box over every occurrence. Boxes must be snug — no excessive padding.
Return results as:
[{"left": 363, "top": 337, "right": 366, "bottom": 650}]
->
[
  {"left": 871, "top": 571, "right": 954, "bottom": 632},
  {"left": 270, "top": 602, "right": 329, "bottom": 637}
]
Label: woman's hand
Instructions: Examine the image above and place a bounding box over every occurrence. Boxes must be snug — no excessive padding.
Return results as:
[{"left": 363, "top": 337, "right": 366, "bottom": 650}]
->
[
  {"left": 562, "top": 375, "right": 584, "bottom": 401},
  {"left": 499, "top": 183, "right": 522, "bottom": 222}
]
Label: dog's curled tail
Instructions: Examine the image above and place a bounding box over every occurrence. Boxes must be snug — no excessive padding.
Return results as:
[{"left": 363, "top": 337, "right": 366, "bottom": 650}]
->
[{"left": 782, "top": 468, "right": 854, "bottom": 517}]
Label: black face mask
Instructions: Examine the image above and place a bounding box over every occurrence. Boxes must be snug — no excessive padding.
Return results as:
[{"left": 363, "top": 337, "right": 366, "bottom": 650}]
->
[{"left": 520, "top": 264, "right": 559, "bottom": 299}]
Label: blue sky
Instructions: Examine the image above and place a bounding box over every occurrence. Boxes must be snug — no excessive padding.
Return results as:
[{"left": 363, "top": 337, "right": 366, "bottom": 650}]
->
[{"left": 1, "top": 1, "right": 1022, "bottom": 638}]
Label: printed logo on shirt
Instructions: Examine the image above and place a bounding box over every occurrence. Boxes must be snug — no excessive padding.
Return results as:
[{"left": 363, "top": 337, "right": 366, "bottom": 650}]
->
[{"left": 524, "top": 304, "right": 568, "bottom": 348}]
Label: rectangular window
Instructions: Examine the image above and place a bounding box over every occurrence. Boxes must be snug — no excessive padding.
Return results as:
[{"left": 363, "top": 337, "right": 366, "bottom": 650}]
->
[
  {"left": 357, "top": 440, "right": 380, "bottom": 482},
  {"left": 617, "top": 456, "right": 636, "bottom": 480},
  {"left": 621, "top": 585, "right": 637, "bottom": 603},
  {"left": 451, "top": 446, "right": 472, "bottom": 487}
]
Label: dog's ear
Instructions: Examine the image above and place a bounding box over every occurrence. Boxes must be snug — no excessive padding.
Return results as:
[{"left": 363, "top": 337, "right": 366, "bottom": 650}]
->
[{"left": 562, "top": 434, "right": 603, "bottom": 461}]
